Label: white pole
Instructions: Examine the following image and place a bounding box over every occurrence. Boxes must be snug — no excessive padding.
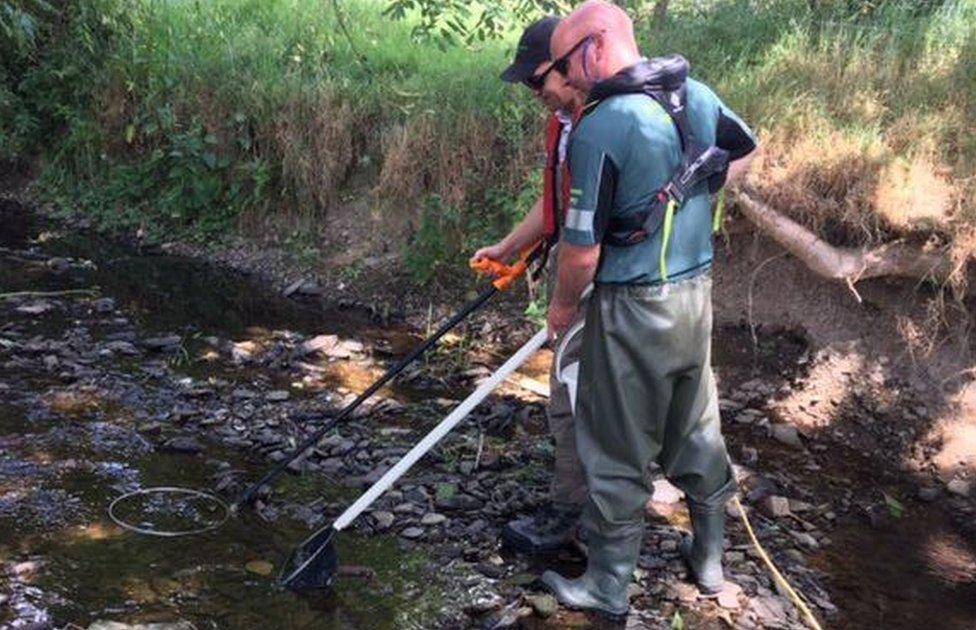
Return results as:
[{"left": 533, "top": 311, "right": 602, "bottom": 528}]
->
[{"left": 333, "top": 327, "right": 548, "bottom": 531}]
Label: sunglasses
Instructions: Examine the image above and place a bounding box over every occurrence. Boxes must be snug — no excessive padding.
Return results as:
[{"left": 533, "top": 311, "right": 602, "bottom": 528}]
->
[{"left": 523, "top": 34, "right": 594, "bottom": 91}]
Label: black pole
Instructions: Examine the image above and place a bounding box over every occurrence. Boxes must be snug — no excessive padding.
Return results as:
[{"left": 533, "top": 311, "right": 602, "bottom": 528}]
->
[{"left": 234, "top": 283, "right": 498, "bottom": 508}]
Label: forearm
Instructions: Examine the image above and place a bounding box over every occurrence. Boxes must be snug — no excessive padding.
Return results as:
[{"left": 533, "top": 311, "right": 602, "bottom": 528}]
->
[
  {"left": 499, "top": 197, "right": 545, "bottom": 258},
  {"left": 552, "top": 242, "right": 600, "bottom": 309}
]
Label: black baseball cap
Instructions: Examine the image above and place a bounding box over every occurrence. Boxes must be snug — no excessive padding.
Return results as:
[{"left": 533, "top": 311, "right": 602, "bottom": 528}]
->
[{"left": 500, "top": 16, "right": 561, "bottom": 83}]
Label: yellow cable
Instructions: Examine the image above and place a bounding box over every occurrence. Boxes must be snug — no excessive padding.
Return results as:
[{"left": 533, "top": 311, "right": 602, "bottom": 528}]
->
[{"left": 732, "top": 495, "right": 824, "bottom": 630}]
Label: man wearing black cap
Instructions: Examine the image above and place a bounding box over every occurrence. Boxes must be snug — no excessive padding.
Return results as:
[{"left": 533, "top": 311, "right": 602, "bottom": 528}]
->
[{"left": 471, "top": 16, "right": 587, "bottom": 555}]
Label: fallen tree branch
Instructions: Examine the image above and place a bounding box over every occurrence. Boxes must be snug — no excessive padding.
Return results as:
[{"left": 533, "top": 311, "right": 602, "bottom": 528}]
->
[{"left": 736, "top": 191, "right": 954, "bottom": 284}]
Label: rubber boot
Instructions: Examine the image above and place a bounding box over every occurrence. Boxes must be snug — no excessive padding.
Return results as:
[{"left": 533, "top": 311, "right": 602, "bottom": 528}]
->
[
  {"left": 540, "top": 525, "right": 642, "bottom": 618},
  {"left": 680, "top": 498, "right": 726, "bottom": 595}
]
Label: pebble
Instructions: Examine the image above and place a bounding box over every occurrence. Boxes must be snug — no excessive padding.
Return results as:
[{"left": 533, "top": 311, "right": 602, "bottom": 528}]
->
[
  {"left": 791, "top": 531, "right": 819, "bottom": 550},
  {"left": 400, "top": 527, "right": 424, "bottom": 540},
  {"left": 265, "top": 390, "right": 290, "bottom": 402},
  {"left": 770, "top": 424, "right": 804, "bottom": 448},
  {"left": 762, "top": 495, "right": 792, "bottom": 518},
  {"left": 421, "top": 512, "right": 447, "bottom": 526},
  {"left": 526, "top": 594, "right": 557, "bottom": 618},
  {"left": 371, "top": 510, "right": 395, "bottom": 530},
  {"left": 142, "top": 335, "right": 182, "bottom": 351},
  {"left": 947, "top": 478, "right": 971, "bottom": 497},
  {"left": 104, "top": 340, "right": 139, "bottom": 355},
  {"left": 668, "top": 582, "right": 699, "bottom": 603},
  {"left": 717, "top": 581, "right": 742, "bottom": 609}
]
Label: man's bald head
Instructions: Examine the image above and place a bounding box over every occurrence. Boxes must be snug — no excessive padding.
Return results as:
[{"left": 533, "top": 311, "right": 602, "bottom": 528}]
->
[{"left": 550, "top": 0, "right": 641, "bottom": 91}]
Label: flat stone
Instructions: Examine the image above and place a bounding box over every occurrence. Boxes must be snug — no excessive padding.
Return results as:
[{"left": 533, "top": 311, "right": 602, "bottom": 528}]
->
[
  {"left": 672, "top": 582, "right": 699, "bottom": 603},
  {"left": 421, "top": 512, "right": 447, "bottom": 526},
  {"left": 371, "top": 510, "right": 395, "bottom": 530},
  {"left": 770, "top": 424, "right": 803, "bottom": 448},
  {"left": 651, "top": 479, "right": 684, "bottom": 504},
  {"left": 527, "top": 594, "right": 557, "bottom": 618},
  {"left": 791, "top": 531, "right": 819, "bottom": 549},
  {"left": 788, "top": 499, "right": 814, "bottom": 513},
  {"left": 762, "top": 495, "right": 792, "bottom": 518},
  {"left": 16, "top": 301, "right": 54, "bottom": 315},
  {"left": 104, "top": 340, "right": 139, "bottom": 355},
  {"left": 326, "top": 339, "right": 364, "bottom": 359},
  {"left": 750, "top": 594, "right": 788, "bottom": 626},
  {"left": 717, "top": 581, "right": 743, "bottom": 609},
  {"left": 265, "top": 390, "right": 290, "bottom": 402},
  {"left": 947, "top": 478, "right": 972, "bottom": 497},
  {"left": 400, "top": 527, "right": 424, "bottom": 539},
  {"left": 231, "top": 340, "right": 259, "bottom": 362},
  {"left": 300, "top": 334, "right": 338, "bottom": 356},
  {"left": 142, "top": 335, "right": 182, "bottom": 351},
  {"left": 161, "top": 436, "right": 205, "bottom": 454},
  {"left": 659, "top": 539, "right": 678, "bottom": 552},
  {"left": 300, "top": 334, "right": 363, "bottom": 359}
]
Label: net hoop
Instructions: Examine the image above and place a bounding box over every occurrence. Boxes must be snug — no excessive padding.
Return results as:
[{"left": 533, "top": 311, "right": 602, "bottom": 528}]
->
[{"left": 108, "top": 486, "right": 230, "bottom": 537}]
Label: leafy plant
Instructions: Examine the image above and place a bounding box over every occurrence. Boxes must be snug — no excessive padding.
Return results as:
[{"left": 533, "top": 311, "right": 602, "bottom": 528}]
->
[{"left": 383, "top": 0, "right": 569, "bottom": 47}]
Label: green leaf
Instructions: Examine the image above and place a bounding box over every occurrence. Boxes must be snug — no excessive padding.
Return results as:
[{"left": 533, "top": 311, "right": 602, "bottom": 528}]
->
[
  {"left": 883, "top": 492, "right": 904, "bottom": 519},
  {"left": 671, "top": 610, "right": 685, "bottom": 630},
  {"left": 124, "top": 124, "right": 135, "bottom": 144}
]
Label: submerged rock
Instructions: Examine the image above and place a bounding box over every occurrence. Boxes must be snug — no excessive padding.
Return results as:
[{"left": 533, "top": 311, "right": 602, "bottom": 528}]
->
[
  {"left": 161, "top": 436, "right": 205, "bottom": 454},
  {"left": 88, "top": 621, "right": 196, "bottom": 630}
]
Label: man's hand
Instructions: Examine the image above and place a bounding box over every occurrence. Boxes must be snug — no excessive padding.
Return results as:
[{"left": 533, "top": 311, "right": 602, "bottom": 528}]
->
[
  {"left": 547, "top": 301, "right": 577, "bottom": 341},
  {"left": 470, "top": 242, "right": 510, "bottom": 266}
]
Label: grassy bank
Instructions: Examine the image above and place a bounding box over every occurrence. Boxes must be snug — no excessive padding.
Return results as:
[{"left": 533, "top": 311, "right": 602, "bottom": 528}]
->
[{"left": 2, "top": 0, "right": 974, "bottom": 277}]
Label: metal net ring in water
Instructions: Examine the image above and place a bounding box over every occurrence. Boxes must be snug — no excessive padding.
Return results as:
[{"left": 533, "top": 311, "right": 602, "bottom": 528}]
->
[{"left": 108, "top": 486, "right": 230, "bottom": 537}]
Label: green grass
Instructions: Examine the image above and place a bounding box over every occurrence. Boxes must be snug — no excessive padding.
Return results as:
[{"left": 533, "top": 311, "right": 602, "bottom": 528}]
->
[{"left": 2, "top": 0, "right": 974, "bottom": 274}]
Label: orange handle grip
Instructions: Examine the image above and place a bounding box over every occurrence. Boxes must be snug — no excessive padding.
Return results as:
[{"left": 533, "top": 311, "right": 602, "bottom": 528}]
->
[{"left": 470, "top": 241, "right": 540, "bottom": 291}]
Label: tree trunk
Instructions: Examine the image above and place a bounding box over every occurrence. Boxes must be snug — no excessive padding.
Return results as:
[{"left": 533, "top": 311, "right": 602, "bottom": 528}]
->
[{"left": 735, "top": 191, "right": 955, "bottom": 284}]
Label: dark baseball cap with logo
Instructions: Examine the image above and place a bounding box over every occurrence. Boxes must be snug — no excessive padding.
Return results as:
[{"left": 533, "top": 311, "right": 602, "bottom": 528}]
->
[{"left": 500, "top": 16, "right": 561, "bottom": 83}]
